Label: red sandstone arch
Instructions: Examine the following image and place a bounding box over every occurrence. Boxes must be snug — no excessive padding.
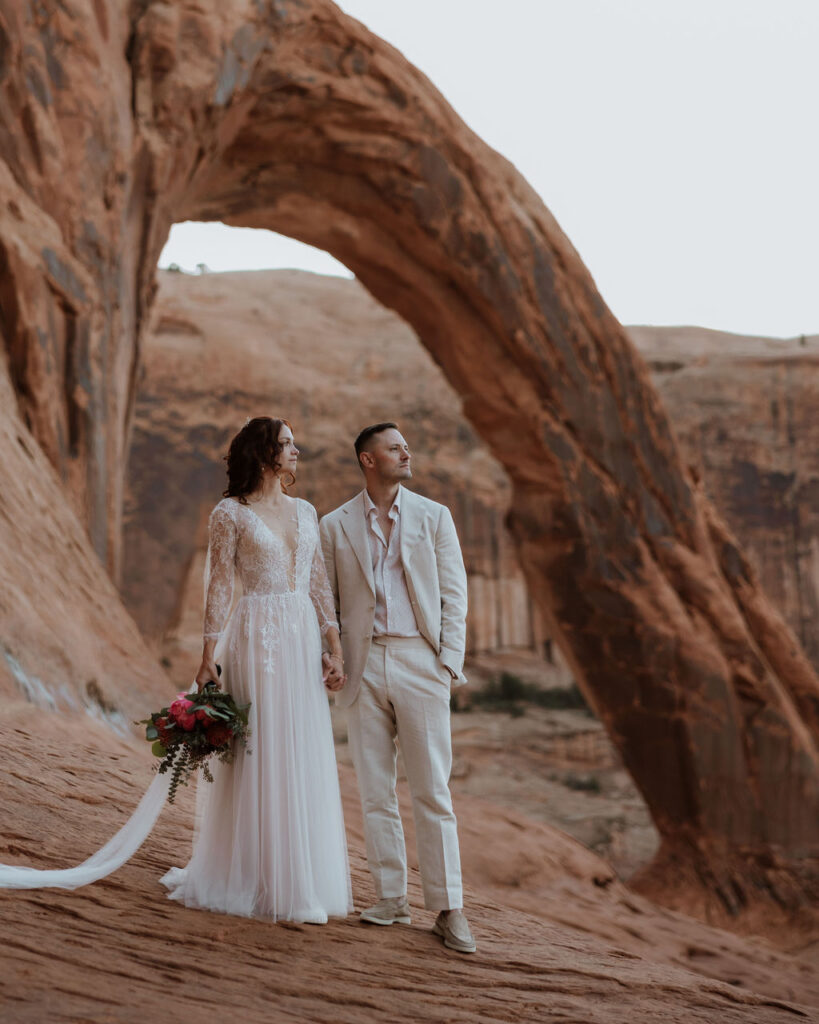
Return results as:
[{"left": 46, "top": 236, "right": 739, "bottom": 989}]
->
[{"left": 1, "top": 0, "right": 818, "bottom": 923}]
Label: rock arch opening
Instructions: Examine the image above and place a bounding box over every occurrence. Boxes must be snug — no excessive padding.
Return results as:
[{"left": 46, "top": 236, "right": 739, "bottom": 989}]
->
[
  {"left": 126, "top": 243, "right": 551, "bottom": 670},
  {"left": 157, "top": 220, "right": 353, "bottom": 279}
]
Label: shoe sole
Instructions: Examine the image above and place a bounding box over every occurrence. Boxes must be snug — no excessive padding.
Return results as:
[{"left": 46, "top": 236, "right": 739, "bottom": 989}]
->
[
  {"left": 360, "top": 913, "right": 412, "bottom": 926},
  {"left": 431, "top": 920, "right": 477, "bottom": 953}
]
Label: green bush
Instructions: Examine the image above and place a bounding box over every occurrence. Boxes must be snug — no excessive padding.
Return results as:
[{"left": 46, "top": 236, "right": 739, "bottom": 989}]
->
[
  {"left": 563, "top": 773, "right": 602, "bottom": 794},
  {"left": 465, "top": 673, "right": 590, "bottom": 716},
  {"left": 531, "top": 684, "right": 588, "bottom": 711},
  {"left": 499, "top": 672, "right": 527, "bottom": 702}
]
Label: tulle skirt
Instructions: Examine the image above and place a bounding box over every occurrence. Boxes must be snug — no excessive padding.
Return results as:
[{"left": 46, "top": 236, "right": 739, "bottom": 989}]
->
[{"left": 161, "top": 590, "right": 352, "bottom": 923}]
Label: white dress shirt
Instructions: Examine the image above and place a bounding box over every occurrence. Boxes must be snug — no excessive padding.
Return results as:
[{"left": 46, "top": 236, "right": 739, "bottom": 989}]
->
[{"left": 364, "top": 489, "right": 421, "bottom": 637}]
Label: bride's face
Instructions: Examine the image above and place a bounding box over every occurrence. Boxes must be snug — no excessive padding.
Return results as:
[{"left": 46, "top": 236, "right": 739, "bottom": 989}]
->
[{"left": 276, "top": 423, "right": 299, "bottom": 476}]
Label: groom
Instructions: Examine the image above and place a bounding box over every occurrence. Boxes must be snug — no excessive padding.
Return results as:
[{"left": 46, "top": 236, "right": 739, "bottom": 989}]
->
[{"left": 319, "top": 422, "right": 476, "bottom": 954}]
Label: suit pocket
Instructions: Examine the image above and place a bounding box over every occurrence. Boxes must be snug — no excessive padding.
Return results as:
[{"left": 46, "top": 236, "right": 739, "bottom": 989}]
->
[
  {"left": 422, "top": 644, "right": 453, "bottom": 688},
  {"left": 434, "top": 658, "right": 454, "bottom": 687}
]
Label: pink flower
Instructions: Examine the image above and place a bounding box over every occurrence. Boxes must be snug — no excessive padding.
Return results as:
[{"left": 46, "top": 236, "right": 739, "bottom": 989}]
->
[
  {"left": 169, "top": 695, "right": 194, "bottom": 722},
  {"left": 177, "top": 711, "right": 198, "bottom": 731}
]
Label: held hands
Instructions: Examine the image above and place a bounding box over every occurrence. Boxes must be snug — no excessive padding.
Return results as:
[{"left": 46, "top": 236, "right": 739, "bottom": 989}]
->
[
  {"left": 322, "top": 652, "right": 346, "bottom": 692},
  {"left": 195, "top": 653, "right": 341, "bottom": 693}
]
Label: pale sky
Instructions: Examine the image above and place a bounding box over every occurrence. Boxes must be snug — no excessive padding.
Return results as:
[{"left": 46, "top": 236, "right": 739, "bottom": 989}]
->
[{"left": 159, "top": 0, "right": 819, "bottom": 339}]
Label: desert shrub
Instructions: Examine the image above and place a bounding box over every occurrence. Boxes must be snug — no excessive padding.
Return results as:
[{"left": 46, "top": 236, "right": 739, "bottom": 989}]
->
[
  {"left": 465, "top": 674, "right": 590, "bottom": 717},
  {"left": 563, "top": 773, "right": 602, "bottom": 794},
  {"left": 530, "top": 683, "right": 588, "bottom": 711}
]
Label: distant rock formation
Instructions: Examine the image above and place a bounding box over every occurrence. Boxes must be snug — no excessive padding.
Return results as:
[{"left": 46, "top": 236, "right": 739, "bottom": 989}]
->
[
  {"left": 632, "top": 326, "right": 819, "bottom": 672},
  {"left": 124, "top": 276, "right": 819, "bottom": 694}
]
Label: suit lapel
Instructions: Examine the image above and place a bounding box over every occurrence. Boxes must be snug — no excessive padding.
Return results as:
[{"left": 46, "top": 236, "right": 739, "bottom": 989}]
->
[
  {"left": 341, "top": 491, "right": 375, "bottom": 595},
  {"left": 398, "top": 486, "right": 423, "bottom": 571},
  {"left": 398, "top": 488, "right": 436, "bottom": 649}
]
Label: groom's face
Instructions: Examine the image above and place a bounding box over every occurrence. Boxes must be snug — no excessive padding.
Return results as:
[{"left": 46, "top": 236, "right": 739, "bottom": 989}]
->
[{"left": 365, "top": 428, "right": 412, "bottom": 482}]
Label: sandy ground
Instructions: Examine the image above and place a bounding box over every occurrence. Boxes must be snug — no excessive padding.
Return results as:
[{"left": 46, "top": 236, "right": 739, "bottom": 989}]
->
[{"left": 1, "top": 705, "right": 818, "bottom": 1023}]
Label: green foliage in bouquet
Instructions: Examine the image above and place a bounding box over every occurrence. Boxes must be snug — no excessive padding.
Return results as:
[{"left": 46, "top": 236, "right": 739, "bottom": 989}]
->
[{"left": 139, "top": 683, "right": 251, "bottom": 803}]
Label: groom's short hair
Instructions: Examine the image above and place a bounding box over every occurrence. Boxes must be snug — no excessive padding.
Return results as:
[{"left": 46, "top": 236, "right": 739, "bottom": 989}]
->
[{"left": 355, "top": 422, "right": 398, "bottom": 463}]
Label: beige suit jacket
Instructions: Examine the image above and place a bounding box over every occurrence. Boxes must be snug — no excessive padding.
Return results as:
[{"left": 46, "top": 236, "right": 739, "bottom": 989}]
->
[{"left": 319, "top": 487, "right": 468, "bottom": 709}]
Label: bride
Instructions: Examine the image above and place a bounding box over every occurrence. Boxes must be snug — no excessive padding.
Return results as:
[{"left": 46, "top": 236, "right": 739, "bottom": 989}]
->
[
  {"left": 162, "top": 416, "right": 351, "bottom": 922},
  {"left": 0, "top": 416, "right": 352, "bottom": 925}
]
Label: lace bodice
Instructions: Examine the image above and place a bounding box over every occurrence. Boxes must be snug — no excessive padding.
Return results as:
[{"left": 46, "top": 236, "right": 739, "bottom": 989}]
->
[{"left": 203, "top": 497, "right": 338, "bottom": 640}]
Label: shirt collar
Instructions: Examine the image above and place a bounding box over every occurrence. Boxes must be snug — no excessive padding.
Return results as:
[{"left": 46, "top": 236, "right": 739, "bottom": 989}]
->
[{"left": 364, "top": 487, "right": 402, "bottom": 518}]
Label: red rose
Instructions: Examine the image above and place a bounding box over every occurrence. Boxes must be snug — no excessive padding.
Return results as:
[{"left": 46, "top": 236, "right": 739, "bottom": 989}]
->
[
  {"left": 205, "top": 723, "right": 233, "bottom": 749},
  {"left": 195, "top": 707, "right": 211, "bottom": 722},
  {"left": 155, "top": 716, "right": 175, "bottom": 744}
]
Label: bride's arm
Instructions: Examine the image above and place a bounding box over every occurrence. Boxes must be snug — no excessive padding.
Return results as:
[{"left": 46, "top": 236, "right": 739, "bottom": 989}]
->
[
  {"left": 196, "top": 504, "right": 237, "bottom": 690},
  {"left": 308, "top": 509, "right": 345, "bottom": 690}
]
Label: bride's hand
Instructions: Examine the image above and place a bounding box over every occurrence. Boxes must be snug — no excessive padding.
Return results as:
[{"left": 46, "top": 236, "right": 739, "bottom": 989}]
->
[{"left": 195, "top": 658, "right": 221, "bottom": 693}]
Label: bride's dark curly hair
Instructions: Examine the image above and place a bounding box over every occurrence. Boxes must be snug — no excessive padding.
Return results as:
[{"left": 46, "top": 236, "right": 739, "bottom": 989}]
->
[{"left": 223, "top": 417, "right": 294, "bottom": 503}]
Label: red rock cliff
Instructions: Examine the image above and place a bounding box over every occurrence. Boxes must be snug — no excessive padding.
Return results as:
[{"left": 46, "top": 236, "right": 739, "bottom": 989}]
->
[
  {"left": 632, "top": 326, "right": 819, "bottom": 673},
  {"left": 1, "top": 0, "right": 818, "bottom": 920}
]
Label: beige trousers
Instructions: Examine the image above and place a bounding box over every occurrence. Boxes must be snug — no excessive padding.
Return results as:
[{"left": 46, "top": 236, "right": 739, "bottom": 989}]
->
[{"left": 346, "top": 635, "right": 463, "bottom": 911}]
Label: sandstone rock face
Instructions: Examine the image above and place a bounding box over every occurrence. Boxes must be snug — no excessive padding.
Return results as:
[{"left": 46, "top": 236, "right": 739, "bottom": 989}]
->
[
  {"left": 0, "top": 357, "right": 166, "bottom": 725},
  {"left": 123, "top": 268, "right": 550, "bottom": 668},
  {"left": 2, "top": 0, "right": 819, "bottom": 918},
  {"left": 631, "top": 327, "right": 819, "bottom": 673},
  {"left": 0, "top": 0, "right": 148, "bottom": 572}
]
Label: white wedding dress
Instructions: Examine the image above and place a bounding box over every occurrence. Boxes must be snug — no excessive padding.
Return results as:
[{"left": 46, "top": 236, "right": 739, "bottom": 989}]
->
[
  {"left": 0, "top": 496, "right": 352, "bottom": 925},
  {"left": 162, "top": 496, "right": 352, "bottom": 921}
]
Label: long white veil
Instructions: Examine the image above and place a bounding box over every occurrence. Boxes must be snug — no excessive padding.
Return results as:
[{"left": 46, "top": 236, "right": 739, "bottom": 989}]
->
[
  {"left": 0, "top": 771, "right": 171, "bottom": 890},
  {"left": 0, "top": 539, "right": 222, "bottom": 893}
]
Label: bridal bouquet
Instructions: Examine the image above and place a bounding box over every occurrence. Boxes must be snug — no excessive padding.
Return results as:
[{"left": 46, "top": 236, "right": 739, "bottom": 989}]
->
[{"left": 141, "top": 683, "right": 251, "bottom": 803}]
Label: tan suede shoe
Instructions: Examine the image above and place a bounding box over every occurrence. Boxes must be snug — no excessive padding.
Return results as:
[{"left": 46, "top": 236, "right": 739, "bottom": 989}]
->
[
  {"left": 360, "top": 896, "right": 411, "bottom": 925},
  {"left": 432, "top": 909, "right": 477, "bottom": 953}
]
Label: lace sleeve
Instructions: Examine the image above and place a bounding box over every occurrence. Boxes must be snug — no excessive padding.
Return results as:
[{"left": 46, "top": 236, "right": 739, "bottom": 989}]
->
[
  {"left": 308, "top": 506, "right": 339, "bottom": 636},
  {"left": 203, "top": 503, "right": 237, "bottom": 640}
]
